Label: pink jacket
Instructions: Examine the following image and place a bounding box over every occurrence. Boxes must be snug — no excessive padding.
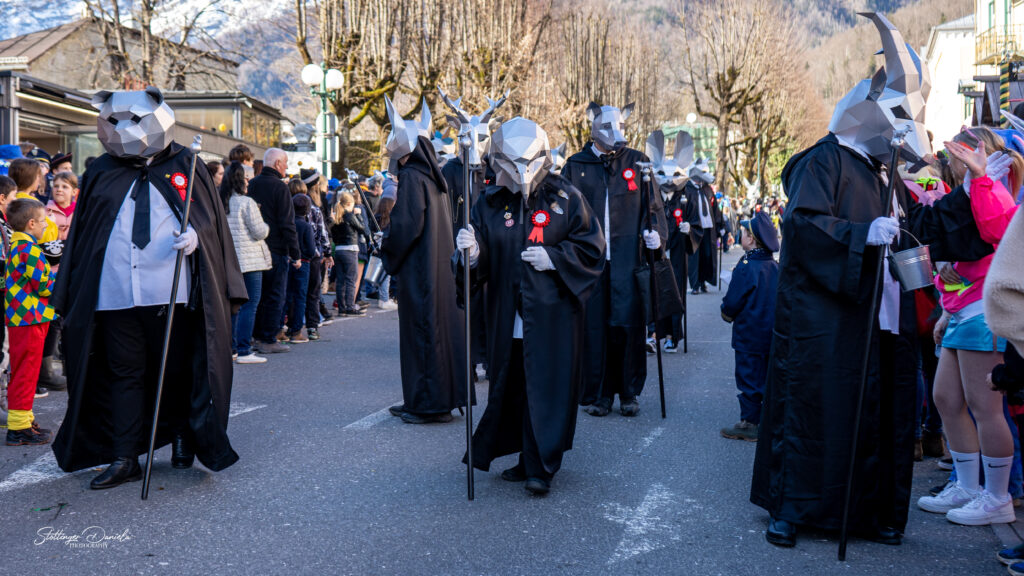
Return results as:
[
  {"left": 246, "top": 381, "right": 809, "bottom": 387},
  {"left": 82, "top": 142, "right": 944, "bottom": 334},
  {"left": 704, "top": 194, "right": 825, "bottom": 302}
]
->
[
  {"left": 935, "top": 176, "right": 1018, "bottom": 313},
  {"left": 45, "top": 200, "right": 74, "bottom": 242}
]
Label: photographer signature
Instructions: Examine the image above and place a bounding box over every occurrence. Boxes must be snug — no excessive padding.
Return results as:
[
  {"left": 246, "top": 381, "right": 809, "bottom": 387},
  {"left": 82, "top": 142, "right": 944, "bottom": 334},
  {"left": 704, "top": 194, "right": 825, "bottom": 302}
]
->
[{"left": 34, "top": 526, "right": 131, "bottom": 547}]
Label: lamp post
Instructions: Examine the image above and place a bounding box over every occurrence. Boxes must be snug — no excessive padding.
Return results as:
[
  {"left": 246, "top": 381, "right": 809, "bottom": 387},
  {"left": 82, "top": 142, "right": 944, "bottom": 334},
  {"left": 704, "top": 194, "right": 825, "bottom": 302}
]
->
[{"left": 302, "top": 62, "right": 344, "bottom": 178}]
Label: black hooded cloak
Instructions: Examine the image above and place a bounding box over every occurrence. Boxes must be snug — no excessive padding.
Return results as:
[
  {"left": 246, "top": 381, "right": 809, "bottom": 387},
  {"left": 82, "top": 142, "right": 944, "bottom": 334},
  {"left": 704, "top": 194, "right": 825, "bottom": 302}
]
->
[
  {"left": 562, "top": 145, "right": 668, "bottom": 403},
  {"left": 459, "top": 172, "right": 604, "bottom": 474},
  {"left": 751, "top": 134, "right": 994, "bottom": 533},
  {"left": 51, "top": 142, "right": 247, "bottom": 472},
  {"left": 382, "top": 137, "right": 469, "bottom": 414},
  {"left": 683, "top": 180, "right": 724, "bottom": 289}
]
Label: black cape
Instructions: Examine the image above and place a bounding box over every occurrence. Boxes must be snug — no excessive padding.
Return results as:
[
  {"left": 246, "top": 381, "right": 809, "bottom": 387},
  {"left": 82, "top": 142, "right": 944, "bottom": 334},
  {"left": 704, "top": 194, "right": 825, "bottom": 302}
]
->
[
  {"left": 381, "top": 137, "right": 469, "bottom": 414},
  {"left": 459, "top": 172, "right": 604, "bottom": 474},
  {"left": 51, "top": 142, "right": 247, "bottom": 472},
  {"left": 663, "top": 185, "right": 701, "bottom": 294},
  {"left": 441, "top": 155, "right": 490, "bottom": 367},
  {"left": 751, "top": 134, "right": 992, "bottom": 532}
]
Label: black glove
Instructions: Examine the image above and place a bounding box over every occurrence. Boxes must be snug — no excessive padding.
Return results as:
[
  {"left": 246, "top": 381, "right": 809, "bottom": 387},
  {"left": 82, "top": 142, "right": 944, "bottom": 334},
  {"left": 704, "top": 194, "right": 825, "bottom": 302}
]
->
[{"left": 991, "top": 345, "right": 1024, "bottom": 402}]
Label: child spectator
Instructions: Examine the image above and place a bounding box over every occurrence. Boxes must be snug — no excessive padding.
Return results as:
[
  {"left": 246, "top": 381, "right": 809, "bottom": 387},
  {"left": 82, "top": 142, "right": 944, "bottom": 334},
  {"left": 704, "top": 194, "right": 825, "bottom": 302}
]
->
[
  {"left": 331, "top": 191, "right": 368, "bottom": 317},
  {"left": 285, "top": 193, "right": 317, "bottom": 343},
  {"left": 8, "top": 159, "right": 58, "bottom": 246},
  {"left": 4, "top": 198, "right": 56, "bottom": 445},
  {"left": 46, "top": 171, "right": 77, "bottom": 241},
  {"left": 720, "top": 211, "right": 780, "bottom": 442}
]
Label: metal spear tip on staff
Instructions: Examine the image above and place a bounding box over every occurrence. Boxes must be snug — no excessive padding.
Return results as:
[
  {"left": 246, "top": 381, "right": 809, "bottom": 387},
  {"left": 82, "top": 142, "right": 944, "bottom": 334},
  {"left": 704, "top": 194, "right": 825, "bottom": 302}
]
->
[
  {"left": 142, "top": 135, "right": 202, "bottom": 501},
  {"left": 837, "top": 123, "right": 909, "bottom": 560}
]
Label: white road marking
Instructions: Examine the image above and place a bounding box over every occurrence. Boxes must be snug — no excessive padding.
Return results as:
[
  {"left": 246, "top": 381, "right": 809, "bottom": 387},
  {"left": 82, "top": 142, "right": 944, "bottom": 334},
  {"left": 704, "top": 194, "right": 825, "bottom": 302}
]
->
[
  {"left": 604, "top": 483, "right": 681, "bottom": 564},
  {"left": 0, "top": 402, "right": 266, "bottom": 494},
  {"left": 0, "top": 452, "right": 68, "bottom": 493},
  {"left": 343, "top": 405, "right": 397, "bottom": 430},
  {"left": 638, "top": 427, "right": 664, "bottom": 452},
  {"left": 229, "top": 402, "right": 267, "bottom": 418}
]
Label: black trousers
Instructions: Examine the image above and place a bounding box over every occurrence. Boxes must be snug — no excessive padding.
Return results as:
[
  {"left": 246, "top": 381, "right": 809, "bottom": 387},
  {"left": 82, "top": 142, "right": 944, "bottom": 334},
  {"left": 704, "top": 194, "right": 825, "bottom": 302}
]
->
[
  {"left": 305, "top": 258, "right": 324, "bottom": 329},
  {"left": 506, "top": 341, "right": 552, "bottom": 482},
  {"left": 254, "top": 252, "right": 289, "bottom": 343},
  {"left": 688, "top": 231, "right": 717, "bottom": 290},
  {"left": 98, "top": 306, "right": 192, "bottom": 458}
]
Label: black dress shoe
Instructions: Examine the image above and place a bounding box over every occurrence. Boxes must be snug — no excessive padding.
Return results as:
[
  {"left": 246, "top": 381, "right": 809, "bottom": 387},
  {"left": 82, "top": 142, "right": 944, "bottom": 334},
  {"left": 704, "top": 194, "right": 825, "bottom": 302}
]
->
[
  {"left": 619, "top": 398, "right": 640, "bottom": 417},
  {"left": 400, "top": 411, "right": 454, "bottom": 424},
  {"left": 583, "top": 398, "right": 612, "bottom": 417},
  {"left": 90, "top": 457, "right": 142, "bottom": 490},
  {"left": 388, "top": 404, "right": 406, "bottom": 417},
  {"left": 765, "top": 517, "right": 796, "bottom": 547},
  {"left": 525, "top": 477, "right": 550, "bottom": 495},
  {"left": 862, "top": 527, "right": 902, "bottom": 546},
  {"left": 171, "top": 434, "right": 195, "bottom": 469},
  {"left": 501, "top": 463, "right": 526, "bottom": 482}
]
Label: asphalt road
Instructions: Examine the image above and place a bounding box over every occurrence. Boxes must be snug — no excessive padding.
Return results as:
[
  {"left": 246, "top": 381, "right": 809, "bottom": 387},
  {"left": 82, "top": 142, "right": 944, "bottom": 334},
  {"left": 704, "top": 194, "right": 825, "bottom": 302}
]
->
[{"left": 0, "top": 249, "right": 1012, "bottom": 575}]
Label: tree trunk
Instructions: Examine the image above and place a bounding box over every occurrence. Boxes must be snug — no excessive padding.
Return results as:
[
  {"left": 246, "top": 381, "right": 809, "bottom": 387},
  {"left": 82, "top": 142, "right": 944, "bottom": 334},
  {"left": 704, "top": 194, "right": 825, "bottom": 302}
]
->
[{"left": 716, "top": 116, "right": 730, "bottom": 195}]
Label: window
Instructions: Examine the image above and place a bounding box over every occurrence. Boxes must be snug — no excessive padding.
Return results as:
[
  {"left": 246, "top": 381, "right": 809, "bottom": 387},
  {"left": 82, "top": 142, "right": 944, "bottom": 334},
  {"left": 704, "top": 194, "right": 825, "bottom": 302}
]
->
[{"left": 173, "top": 108, "right": 235, "bottom": 137}]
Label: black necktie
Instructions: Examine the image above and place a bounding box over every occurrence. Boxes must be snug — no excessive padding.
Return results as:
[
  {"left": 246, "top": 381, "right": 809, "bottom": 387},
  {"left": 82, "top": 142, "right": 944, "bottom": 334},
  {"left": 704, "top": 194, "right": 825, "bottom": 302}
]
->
[
  {"left": 132, "top": 170, "right": 150, "bottom": 250},
  {"left": 700, "top": 191, "right": 709, "bottom": 217}
]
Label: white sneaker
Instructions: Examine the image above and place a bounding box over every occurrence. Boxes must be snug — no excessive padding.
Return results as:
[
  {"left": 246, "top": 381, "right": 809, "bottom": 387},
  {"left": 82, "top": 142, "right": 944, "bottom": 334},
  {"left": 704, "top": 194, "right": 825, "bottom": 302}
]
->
[
  {"left": 946, "top": 490, "right": 1016, "bottom": 525},
  {"left": 235, "top": 353, "right": 268, "bottom": 365},
  {"left": 378, "top": 300, "right": 397, "bottom": 310},
  {"left": 918, "top": 482, "right": 977, "bottom": 514}
]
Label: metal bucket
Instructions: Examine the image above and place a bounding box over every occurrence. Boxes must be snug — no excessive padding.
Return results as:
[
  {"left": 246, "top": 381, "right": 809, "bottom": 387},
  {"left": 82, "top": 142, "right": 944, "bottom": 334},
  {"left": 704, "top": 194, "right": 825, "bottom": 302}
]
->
[
  {"left": 887, "top": 230, "right": 933, "bottom": 292},
  {"left": 364, "top": 255, "right": 385, "bottom": 285}
]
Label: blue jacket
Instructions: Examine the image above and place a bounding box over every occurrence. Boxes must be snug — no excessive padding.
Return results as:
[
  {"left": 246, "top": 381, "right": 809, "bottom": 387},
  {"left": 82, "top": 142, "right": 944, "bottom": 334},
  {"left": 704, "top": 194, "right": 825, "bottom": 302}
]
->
[
  {"left": 295, "top": 217, "right": 317, "bottom": 260},
  {"left": 721, "top": 249, "right": 779, "bottom": 355}
]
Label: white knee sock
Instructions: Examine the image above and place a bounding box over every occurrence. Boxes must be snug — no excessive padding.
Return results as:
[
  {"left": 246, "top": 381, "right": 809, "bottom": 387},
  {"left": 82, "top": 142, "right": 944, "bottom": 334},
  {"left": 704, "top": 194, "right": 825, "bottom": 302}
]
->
[
  {"left": 950, "top": 450, "right": 980, "bottom": 492},
  {"left": 983, "top": 455, "right": 1015, "bottom": 500}
]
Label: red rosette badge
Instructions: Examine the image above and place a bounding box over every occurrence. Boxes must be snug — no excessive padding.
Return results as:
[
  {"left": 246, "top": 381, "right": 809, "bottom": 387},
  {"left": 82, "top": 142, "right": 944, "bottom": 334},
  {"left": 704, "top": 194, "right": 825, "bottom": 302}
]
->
[
  {"left": 528, "top": 209, "right": 551, "bottom": 244},
  {"left": 673, "top": 208, "right": 683, "bottom": 226},
  {"left": 170, "top": 172, "right": 188, "bottom": 201},
  {"left": 622, "top": 168, "right": 638, "bottom": 191}
]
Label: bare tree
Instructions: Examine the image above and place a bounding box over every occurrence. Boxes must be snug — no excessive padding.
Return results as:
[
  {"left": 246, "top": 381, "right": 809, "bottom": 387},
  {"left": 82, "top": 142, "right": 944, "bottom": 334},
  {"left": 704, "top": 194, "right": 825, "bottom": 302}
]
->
[
  {"left": 295, "top": 0, "right": 411, "bottom": 168},
  {"left": 82, "top": 0, "right": 235, "bottom": 91},
  {"left": 552, "top": 9, "right": 661, "bottom": 153},
  {"left": 677, "top": 0, "right": 781, "bottom": 194}
]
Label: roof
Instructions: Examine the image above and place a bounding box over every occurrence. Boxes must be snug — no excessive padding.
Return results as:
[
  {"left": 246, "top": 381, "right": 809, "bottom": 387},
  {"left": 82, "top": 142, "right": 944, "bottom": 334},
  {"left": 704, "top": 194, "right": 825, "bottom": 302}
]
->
[
  {"left": 933, "top": 14, "right": 974, "bottom": 32},
  {"left": 0, "top": 18, "right": 237, "bottom": 68},
  {"left": 0, "top": 20, "right": 86, "bottom": 63},
  {"left": 162, "top": 91, "right": 285, "bottom": 119}
]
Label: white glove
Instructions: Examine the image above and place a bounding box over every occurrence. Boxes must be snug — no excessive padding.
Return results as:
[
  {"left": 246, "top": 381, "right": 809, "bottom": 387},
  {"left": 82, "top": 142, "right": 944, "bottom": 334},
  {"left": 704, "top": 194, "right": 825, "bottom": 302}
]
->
[
  {"left": 866, "top": 216, "right": 899, "bottom": 246},
  {"left": 373, "top": 231, "right": 383, "bottom": 246},
  {"left": 719, "top": 228, "right": 726, "bottom": 237},
  {"left": 172, "top": 227, "right": 198, "bottom": 255},
  {"left": 678, "top": 221, "right": 691, "bottom": 234},
  {"left": 521, "top": 246, "right": 555, "bottom": 271},
  {"left": 642, "top": 230, "right": 661, "bottom": 250},
  {"left": 456, "top": 226, "right": 479, "bottom": 266},
  {"left": 986, "top": 152, "right": 1013, "bottom": 184}
]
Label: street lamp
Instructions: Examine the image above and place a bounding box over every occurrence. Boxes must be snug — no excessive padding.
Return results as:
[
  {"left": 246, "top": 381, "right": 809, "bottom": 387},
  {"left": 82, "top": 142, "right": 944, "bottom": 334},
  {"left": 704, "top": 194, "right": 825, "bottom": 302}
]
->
[{"left": 302, "top": 62, "right": 344, "bottom": 178}]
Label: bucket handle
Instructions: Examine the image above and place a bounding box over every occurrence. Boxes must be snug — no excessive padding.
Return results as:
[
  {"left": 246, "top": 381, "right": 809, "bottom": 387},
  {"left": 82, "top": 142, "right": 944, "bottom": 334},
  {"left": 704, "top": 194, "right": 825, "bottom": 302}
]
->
[{"left": 898, "top": 228, "right": 925, "bottom": 248}]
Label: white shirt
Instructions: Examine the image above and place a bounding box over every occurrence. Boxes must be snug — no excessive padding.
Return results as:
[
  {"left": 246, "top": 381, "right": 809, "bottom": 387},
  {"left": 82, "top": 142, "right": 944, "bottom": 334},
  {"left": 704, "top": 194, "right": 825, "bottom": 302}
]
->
[
  {"left": 97, "top": 180, "right": 192, "bottom": 311},
  {"left": 513, "top": 312, "right": 524, "bottom": 339},
  {"left": 698, "top": 191, "right": 714, "bottom": 229}
]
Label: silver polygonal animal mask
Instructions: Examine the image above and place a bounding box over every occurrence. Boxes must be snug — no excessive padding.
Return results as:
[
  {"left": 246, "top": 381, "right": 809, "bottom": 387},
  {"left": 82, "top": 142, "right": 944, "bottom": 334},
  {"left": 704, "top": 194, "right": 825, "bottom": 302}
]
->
[
  {"left": 489, "top": 117, "right": 552, "bottom": 198},
  {"left": 438, "top": 87, "right": 509, "bottom": 167},
  {"left": 550, "top": 143, "right": 568, "bottom": 174},
  {"left": 587, "top": 102, "right": 634, "bottom": 153},
  {"left": 646, "top": 130, "right": 693, "bottom": 192},
  {"left": 828, "top": 12, "right": 931, "bottom": 163},
  {"left": 92, "top": 86, "right": 175, "bottom": 159},
  {"left": 385, "top": 96, "right": 432, "bottom": 172},
  {"left": 688, "top": 157, "right": 714, "bottom": 185}
]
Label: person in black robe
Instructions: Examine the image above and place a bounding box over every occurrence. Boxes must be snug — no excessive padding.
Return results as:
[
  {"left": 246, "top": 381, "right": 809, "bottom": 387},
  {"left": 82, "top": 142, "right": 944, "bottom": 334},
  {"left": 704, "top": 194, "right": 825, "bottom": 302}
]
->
[
  {"left": 655, "top": 183, "right": 700, "bottom": 351},
  {"left": 683, "top": 172, "right": 725, "bottom": 294},
  {"left": 750, "top": 133, "right": 995, "bottom": 546},
  {"left": 442, "top": 155, "right": 491, "bottom": 376},
  {"left": 51, "top": 90, "right": 246, "bottom": 488},
  {"left": 381, "top": 136, "right": 469, "bottom": 424},
  {"left": 455, "top": 118, "right": 604, "bottom": 494},
  {"left": 562, "top": 103, "right": 668, "bottom": 417}
]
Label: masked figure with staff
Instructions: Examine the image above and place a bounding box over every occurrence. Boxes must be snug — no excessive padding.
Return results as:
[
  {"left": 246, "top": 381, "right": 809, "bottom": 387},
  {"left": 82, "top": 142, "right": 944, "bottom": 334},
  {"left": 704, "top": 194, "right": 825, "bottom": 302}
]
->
[
  {"left": 455, "top": 118, "right": 604, "bottom": 495},
  {"left": 51, "top": 87, "right": 246, "bottom": 490}
]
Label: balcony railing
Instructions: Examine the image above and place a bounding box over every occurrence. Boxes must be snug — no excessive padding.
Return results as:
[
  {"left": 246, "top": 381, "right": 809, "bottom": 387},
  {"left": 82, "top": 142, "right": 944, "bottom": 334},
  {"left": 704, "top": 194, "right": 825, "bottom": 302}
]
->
[{"left": 976, "top": 25, "right": 1024, "bottom": 65}]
